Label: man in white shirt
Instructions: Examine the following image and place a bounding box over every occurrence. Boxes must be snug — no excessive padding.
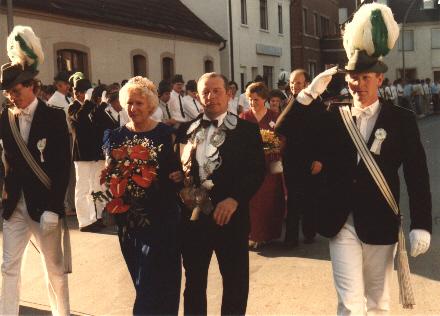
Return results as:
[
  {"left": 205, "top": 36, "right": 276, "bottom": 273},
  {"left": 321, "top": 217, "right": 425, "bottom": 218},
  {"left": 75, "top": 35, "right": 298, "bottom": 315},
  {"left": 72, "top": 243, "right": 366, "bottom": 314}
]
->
[
  {"left": 182, "top": 79, "right": 202, "bottom": 120},
  {"left": 390, "top": 80, "right": 398, "bottom": 106},
  {"left": 157, "top": 80, "right": 177, "bottom": 127},
  {"left": 168, "top": 74, "right": 187, "bottom": 123},
  {"left": 422, "top": 78, "right": 432, "bottom": 114},
  {"left": 47, "top": 71, "right": 72, "bottom": 112},
  {"left": 227, "top": 81, "right": 239, "bottom": 115}
]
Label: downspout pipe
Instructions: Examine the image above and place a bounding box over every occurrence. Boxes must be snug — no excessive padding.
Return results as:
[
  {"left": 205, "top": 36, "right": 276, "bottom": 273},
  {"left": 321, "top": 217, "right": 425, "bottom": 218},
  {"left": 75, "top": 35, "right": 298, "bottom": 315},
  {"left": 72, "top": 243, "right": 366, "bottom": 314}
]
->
[{"left": 228, "top": 0, "right": 234, "bottom": 81}]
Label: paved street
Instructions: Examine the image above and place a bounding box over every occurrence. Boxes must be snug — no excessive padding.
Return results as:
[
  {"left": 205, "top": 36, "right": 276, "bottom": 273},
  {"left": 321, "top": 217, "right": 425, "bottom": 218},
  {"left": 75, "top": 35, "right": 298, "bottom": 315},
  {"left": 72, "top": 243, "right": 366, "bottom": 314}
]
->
[{"left": 1, "top": 115, "right": 440, "bottom": 316}]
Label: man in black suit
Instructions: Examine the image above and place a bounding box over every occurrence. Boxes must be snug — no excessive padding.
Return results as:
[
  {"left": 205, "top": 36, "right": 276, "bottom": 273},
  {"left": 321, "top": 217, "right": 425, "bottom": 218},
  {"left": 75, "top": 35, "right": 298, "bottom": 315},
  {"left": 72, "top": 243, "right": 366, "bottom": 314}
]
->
[
  {"left": 275, "top": 69, "right": 324, "bottom": 246},
  {"left": 0, "top": 28, "right": 71, "bottom": 315},
  {"left": 289, "top": 49, "right": 432, "bottom": 314},
  {"left": 176, "top": 72, "right": 265, "bottom": 315},
  {"left": 68, "top": 77, "right": 104, "bottom": 232}
]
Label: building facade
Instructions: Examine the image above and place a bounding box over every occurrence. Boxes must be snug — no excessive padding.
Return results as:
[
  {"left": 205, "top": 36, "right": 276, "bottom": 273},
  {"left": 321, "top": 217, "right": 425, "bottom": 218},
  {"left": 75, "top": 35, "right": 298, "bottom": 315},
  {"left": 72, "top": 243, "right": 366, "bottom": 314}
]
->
[
  {"left": 181, "top": 0, "right": 291, "bottom": 90},
  {"left": 0, "top": 0, "right": 223, "bottom": 86},
  {"left": 382, "top": 0, "right": 440, "bottom": 82}
]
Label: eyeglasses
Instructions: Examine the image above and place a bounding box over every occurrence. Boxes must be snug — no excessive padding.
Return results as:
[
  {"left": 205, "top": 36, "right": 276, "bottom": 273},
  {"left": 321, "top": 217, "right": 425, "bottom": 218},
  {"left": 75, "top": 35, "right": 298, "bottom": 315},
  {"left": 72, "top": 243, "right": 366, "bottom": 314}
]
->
[{"left": 3, "top": 86, "right": 26, "bottom": 98}]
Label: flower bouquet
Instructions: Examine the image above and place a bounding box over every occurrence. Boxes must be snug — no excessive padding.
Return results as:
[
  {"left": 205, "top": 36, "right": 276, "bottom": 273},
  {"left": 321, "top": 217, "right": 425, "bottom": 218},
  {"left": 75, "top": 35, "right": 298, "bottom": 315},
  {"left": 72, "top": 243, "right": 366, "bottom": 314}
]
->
[
  {"left": 92, "top": 136, "right": 161, "bottom": 229},
  {"left": 260, "top": 129, "right": 283, "bottom": 174}
]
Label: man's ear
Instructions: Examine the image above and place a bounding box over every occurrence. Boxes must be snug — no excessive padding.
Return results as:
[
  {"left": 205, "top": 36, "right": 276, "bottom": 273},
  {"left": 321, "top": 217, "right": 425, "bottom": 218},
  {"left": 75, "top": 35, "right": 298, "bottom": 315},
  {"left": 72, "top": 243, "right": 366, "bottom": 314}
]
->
[{"left": 377, "top": 73, "right": 385, "bottom": 87}]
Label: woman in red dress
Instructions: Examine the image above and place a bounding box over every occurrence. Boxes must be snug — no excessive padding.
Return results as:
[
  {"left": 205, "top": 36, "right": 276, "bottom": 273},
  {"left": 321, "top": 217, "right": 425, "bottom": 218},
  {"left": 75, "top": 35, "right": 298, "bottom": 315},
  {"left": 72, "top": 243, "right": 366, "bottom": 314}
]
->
[{"left": 240, "top": 82, "right": 285, "bottom": 249}]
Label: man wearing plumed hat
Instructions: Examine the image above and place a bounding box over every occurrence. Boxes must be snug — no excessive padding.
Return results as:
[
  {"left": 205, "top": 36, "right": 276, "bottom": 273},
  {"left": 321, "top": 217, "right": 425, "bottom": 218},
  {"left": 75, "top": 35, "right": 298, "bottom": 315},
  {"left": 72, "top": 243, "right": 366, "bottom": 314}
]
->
[
  {"left": 0, "top": 26, "right": 71, "bottom": 315},
  {"left": 279, "top": 3, "right": 432, "bottom": 314}
]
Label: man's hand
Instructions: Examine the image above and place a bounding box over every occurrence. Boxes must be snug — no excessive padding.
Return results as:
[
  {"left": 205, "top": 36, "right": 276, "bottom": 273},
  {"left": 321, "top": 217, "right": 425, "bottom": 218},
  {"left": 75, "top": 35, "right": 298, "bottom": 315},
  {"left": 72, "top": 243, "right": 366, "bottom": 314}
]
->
[
  {"left": 310, "top": 161, "right": 323, "bottom": 175},
  {"left": 296, "top": 66, "right": 338, "bottom": 105},
  {"left": 409, "top": 229, "right": 431, "bottom": 257},
  {"left": 85, "top": 88, "right": 94, "bottom": 101},
  {"left": 40, "top": 211, "right": 59, "bottom": 235},
  {"left": 169, "top": 171, "right": 183, "bottom": 183},
  {"left": 213, "top": 197, "right": 238, "bottom": 226}
]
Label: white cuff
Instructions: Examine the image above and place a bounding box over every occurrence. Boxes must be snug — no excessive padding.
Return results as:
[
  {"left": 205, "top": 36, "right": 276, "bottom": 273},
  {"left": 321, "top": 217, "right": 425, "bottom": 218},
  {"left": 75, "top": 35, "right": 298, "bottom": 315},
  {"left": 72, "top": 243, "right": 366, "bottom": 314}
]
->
[{"left": 296, "top": 90, "right": 314, "bottom": 106}]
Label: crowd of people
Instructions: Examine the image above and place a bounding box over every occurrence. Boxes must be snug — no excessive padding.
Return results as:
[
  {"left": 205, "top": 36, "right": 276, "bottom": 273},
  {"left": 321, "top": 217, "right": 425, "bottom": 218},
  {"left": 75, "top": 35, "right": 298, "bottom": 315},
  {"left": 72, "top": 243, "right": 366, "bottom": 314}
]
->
[{"left": 0, "top": 3, "right": 435, "bottom": 315}]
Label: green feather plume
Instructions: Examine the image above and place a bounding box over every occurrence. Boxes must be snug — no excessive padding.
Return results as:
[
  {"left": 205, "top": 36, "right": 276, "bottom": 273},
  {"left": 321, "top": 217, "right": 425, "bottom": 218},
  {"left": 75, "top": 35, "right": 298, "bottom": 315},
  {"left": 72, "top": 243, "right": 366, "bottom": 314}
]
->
[{"left": 370, "top": 9, "right": 390, "bottom": 57}]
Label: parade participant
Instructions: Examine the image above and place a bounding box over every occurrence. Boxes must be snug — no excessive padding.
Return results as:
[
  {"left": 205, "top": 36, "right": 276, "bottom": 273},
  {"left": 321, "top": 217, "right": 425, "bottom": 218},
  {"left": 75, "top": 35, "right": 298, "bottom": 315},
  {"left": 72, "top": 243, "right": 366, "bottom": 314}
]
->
[
  {"left": 276, "top": 68, "right": 324, "bottom": 247},
  {"left": 157, "top": 80, "right": 178, "bottom": 126},
  {"left": 68, "top": 77, "right": 104, "bottom": 232},
  {"left": 290, "top": 4, "right": 431, "bottom": 314},
  {"left": 177, "top": 72, "right": 265, "bottom": 315},
  {"left": 168, "top": 74, "right": 187, "bottom": 122},
  {"left": 240, "top": 82, "right": 285, "bottom": 249},
  {"left": 227, "top": 80, "right": 239, "bottom": 115},
  {"left": 102, "top": 76, "right": 183, "bottom": 315},
  {"left": 182, "top": 79, "right": 203, "bottom": 120},
  {"left": 0, "top": 25, "right": 71, "bottom": 316},
  {"left": 47, "top": 71, "right": 76, "bottom": 216}
]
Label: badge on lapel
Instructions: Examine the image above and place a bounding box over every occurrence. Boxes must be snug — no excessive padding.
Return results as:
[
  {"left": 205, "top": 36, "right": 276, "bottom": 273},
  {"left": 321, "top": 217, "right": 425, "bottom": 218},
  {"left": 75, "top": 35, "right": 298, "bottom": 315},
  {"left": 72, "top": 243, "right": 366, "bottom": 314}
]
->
[
  {"left": 37, "top": 138, "right": 47, "bottom": 162},
  {"left": 370, "top": 128, "right": 386, "bottom": 155}
]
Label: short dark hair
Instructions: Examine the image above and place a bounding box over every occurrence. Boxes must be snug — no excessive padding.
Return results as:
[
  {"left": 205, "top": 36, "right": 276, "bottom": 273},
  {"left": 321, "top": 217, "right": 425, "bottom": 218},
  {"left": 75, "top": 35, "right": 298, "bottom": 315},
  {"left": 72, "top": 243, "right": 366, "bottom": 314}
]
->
[
  {"left": 228, "top": 81, "right": 238, "bottom": 90},
  {"left": 245, "top": 82, "right": 269, "bottom": 99},
  {"left": 158, "top": 80, "right": 172, "bottom": 96},
  {"left": 186, "top": 80, "right": 197, "bottom": 92},
  {"left": 268, "top": 89, "right": 286, "bottom": 101}
]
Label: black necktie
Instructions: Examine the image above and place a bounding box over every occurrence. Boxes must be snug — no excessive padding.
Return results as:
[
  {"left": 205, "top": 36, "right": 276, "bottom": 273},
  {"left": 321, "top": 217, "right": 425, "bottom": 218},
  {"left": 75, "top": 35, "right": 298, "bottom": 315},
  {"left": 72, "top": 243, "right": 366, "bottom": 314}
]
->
[
  {"left": 179, "top": 96, "right": 185, "bottom": 118},
  {"left": 165, "top": 104, "right": 171, "bottom": 119},
  {"left": 65, "top": 95, "right": 70, "bottom": 104},
  {"left": 201, "top": 119, "right": 218, "bottom": 128},
  {"left": 193, "top": 99, "right": 199, "bottom": 112}
]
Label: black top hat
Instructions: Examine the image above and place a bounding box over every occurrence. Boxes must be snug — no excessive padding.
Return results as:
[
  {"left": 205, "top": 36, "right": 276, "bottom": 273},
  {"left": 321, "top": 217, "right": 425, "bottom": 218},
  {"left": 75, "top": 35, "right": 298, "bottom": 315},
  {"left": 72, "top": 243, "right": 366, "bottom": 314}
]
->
[
  {"left": 0, "top": 62, "right": 38, "bottom": 90},
  {"left": 73, "top": 78, "right": 92, "bottom": 92},
  {"left": 345, "top": 50, "right": 388, "bottom": 73},
  {"left": 54, "top": 71, "right": 71, "bottom": 83},
  {"left": 158, "top": 80, "right": 171, "bottom": 96},
  {"left": 171, "top": 74, "right": 184, "bottom": 84}
]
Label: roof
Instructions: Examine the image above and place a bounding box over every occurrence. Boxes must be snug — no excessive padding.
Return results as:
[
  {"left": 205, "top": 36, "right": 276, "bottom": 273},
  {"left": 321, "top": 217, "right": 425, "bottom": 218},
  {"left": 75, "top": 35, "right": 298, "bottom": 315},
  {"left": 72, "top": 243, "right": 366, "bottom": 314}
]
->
[
  {"left": 388, "top": 0, "right": 440, "bottom": 24},
  {"left": 5, "top": 0, "right": 224, "bottom": 44}
]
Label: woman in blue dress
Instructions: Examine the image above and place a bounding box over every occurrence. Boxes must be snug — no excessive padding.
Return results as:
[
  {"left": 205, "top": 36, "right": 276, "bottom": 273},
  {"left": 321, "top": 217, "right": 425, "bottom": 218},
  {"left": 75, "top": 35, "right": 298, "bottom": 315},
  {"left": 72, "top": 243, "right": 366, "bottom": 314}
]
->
[{"left": 103, "top": 76, "right": 183, "bottom": 315}]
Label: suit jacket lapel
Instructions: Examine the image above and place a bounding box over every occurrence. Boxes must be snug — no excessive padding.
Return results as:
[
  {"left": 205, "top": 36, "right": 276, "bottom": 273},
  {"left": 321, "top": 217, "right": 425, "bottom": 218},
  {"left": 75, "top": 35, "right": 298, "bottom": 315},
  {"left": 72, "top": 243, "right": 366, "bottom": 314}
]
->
[{"left": 28, "top": 100, "right": 45, "bottom": 150}]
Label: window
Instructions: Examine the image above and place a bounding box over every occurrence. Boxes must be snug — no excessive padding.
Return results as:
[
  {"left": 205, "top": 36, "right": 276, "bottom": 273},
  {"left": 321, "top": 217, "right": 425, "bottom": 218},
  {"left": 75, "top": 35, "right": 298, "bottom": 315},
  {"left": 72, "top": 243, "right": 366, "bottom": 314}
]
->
[
  {"left": 423, "top": 0, "right": 434, "bottom": 9},
  {"left": 263, "top": 66, "right": 273, "bottom": 89},
  {"left": 302, "top": 8, "right": 308, "bottom": 33},
  {"left": 204, "top": 59, "right": 214, "bottom": 73},
  {"left": 313, "top": 13, "right": 319, "bottom": 36},
  {"left": 56, "top": 49, "right": 88, "bottom": 78},
  {"left": 278, "top": 5, "right": 283, "bottom": 34},
  {"left": 241, "top": 0, "right": 247, "bottom": 25},
  {"left": 162, "top": 57, "right": 174, "bottom": 81},
  {"left": 398, "top": 30, "right": 414, "bottom": 51},
  {"left": 133, "top": 54, "right": 147, "bottom": 76},
  {"left": 321, "top": 16, "right": 330, "bottom": 36},
  {"left": 339, "top": 8, "right": 348, "bottom": 25},
  {"left": 397, "top": 68, "right": 416, "bottom": 80},
  {"left": 432, "top": 29, "right": 440, "bottom": 48},
  {"left": 434, "top": 71, "right": 440, "bottom": 83},
  {"left": 309, "top": 62, "right": 317, "bottom": 79},
  {"left": 260, "top": 0, "right": 268, "bottom": 30}
]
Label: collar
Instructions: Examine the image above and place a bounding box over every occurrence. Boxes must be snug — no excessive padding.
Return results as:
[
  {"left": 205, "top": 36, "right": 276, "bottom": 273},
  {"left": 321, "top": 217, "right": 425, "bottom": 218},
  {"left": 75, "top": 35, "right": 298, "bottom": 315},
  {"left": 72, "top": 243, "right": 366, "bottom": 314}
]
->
[
  {"left": 351, "top": 99, "right": 380, "bottom": 118},
  {"left": 14, "top": 97, "right": 38, "bottom": 116},
  {"left": 202, "top": 111, "right": 228, "bottom": 127},
  {"left": 105, "top": 103, "right": 119, "bottom": 114},
  {"left": 171, "top": 90, "right": 181, "bottom": 98}
]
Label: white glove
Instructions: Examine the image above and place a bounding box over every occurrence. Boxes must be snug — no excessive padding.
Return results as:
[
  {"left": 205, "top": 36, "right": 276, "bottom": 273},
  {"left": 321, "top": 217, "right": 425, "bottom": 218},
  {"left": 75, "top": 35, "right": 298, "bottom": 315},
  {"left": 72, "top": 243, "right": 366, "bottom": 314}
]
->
[
  {"left": 85, "top": 88, "right": 94, "bottom": 101},
  {"left": 40, "top": 211, "right": 59, "bottom": 235},
  {"left": 101, "top": 90, "right": 108, "bottom": 104},
  {"left": 409, "top": 229, "right": 431, "bottom": 257},
  {"left": 296, "top": 66, "right": 338, "bottom": 105}
]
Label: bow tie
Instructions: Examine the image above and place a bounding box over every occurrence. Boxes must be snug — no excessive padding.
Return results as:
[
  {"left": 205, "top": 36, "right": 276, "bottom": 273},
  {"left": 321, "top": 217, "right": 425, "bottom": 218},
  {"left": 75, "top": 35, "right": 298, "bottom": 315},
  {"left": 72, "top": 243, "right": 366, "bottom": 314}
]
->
[
  {"left": 351, "top": 106, "right": 373, "bottom": 118},
  {"left": 201, "top": 119, "right": 218, "bottom": 128}
]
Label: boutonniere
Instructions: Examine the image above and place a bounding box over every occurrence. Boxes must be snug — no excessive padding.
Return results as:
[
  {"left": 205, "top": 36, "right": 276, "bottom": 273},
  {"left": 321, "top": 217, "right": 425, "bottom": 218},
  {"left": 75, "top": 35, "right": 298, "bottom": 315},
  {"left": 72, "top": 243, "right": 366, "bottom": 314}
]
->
[
  {"left": 37, "top": 138, "right": 47, "bottom": 162},
  {"left": 269, "top": 121, "right": 276, "bottom": 129},
  {"left": 370, "top": 128, "right": 387, "bottom": 155}
]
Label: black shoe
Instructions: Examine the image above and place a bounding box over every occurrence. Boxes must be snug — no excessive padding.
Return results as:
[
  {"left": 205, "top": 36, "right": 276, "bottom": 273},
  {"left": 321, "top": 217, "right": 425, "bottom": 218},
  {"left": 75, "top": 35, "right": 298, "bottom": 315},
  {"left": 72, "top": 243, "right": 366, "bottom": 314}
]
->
[
  {"left": 96, "top": 218, "right": 106, "bottom": 228},
  {"left": 284, "top": 239, "right": 299, "bottom": 248},
  {"left": 79, "top": 221, "right": 103, "bottom": 232}
]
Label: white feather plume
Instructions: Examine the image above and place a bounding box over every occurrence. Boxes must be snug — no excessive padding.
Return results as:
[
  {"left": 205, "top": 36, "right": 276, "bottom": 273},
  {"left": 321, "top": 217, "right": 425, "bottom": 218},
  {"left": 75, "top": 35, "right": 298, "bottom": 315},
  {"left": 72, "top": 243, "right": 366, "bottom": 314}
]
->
[
  {"left": 343, "top": 3, "right": 399, "bottom": 59},
  {"left": 7, "top": 25, "right": 44, "bottom": 69}
]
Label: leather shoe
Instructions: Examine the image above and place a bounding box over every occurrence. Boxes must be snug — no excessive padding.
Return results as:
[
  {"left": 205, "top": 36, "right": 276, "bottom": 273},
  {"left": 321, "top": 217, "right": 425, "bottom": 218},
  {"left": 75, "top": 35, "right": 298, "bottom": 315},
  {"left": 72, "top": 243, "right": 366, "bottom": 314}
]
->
[{"left": 79, "top": 221, "right": 102, "bottom": 232}]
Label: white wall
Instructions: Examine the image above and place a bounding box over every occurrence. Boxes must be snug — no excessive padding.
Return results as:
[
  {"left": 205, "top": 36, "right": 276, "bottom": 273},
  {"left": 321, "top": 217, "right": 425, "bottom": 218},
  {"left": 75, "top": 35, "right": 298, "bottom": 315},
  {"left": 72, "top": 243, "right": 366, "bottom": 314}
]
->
[
  {"left": 0, "top": 11, "right": 221, "bottom": 86},
  {"left": 383, "top": 22, "right": 440, "bottom": 81}
]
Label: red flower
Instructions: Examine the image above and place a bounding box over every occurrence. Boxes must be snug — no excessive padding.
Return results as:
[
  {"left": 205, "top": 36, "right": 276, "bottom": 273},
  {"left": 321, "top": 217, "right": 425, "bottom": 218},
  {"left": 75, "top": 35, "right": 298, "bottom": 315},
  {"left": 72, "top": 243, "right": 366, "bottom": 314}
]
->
[
  {"left": 129, "top": 145, "right": 150, "bottom": 161},
  {"left": 100, "top": 167, "right": 109, "bottom": 185},
  {"left": 106, "top": 198, "right": 130, "bottom": 214},
  {"left": 112, "top": 146, "right": 128, "bottom": 160},
  {"left": 110, "top": 178, "right": 128, "bottom": 198},
  {"left": 120, "top": 162, "right": 135, "bottom": 178},
  {"left": 132, "top": 165, "right": 157, "bottom": 188}
]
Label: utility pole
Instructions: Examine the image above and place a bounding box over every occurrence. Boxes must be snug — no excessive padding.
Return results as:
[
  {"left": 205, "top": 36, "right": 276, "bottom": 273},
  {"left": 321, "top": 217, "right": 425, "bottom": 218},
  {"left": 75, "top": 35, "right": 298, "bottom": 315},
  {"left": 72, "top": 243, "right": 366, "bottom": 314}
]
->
[{"left": 6, "top": 0, "right": 14, "bottom": 33}]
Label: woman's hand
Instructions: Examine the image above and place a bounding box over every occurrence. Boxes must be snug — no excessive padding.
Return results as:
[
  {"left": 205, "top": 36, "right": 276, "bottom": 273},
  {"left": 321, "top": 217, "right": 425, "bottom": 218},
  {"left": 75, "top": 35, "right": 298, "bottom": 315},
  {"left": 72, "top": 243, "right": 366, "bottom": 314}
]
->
[{"left": 169, "top": 171, "right": 183, "bottom": 183}]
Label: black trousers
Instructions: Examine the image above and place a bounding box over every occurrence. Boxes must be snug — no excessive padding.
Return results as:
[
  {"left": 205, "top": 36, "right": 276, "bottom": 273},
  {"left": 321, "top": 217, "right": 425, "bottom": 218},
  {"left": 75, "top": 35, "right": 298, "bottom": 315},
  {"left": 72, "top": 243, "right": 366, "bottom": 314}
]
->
[
  {"left": 181, "top": 219, "right": 249, "bottom": 316},
  {"left": 284, "top": 175, "right": 319, "bottom": 242}
]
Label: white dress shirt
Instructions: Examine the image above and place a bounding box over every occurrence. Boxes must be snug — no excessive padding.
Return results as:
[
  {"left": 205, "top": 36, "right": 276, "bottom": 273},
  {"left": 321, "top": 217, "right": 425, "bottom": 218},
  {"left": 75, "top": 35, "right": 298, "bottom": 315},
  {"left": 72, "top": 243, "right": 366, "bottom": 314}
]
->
[
  {"left": 47, "top": 90, "right": 71, "bottom": 111},
  {"left": 182, "top": 95, "right": 202, "bottom": 120},
  {"left": 150, "top": 106, "right": 163, "bottom": 122},
  {"left": 168, "top": 90, "right": 187, "bottom": 122},
  {"left": 196, "top": 112, "right": 228, "bottom": 180},
  {"left": 106, "top": 104, "right": 129, "bottom": 126},
  {"left": 228, "top": 96, "right": 239, "bottom": 115},
  {"left": 238, "top": 93, "right": 249, "bottom": 112},
  {"left": 351, "top": 100, "right": 381, "bottom": 162},
  {"left": 17, "top": 97, "right": 38, "bottom": 144}
]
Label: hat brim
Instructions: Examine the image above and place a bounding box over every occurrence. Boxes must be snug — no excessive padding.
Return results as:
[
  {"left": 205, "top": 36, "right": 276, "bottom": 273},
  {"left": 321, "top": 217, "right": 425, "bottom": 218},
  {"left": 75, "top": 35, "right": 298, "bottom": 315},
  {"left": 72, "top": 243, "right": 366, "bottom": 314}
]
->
[
  {"left": 0, "top": 69, "right": 38, "bottom": 90},
  {"left": 345, "top": 61, "right": 388, "bottom": 73}
]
